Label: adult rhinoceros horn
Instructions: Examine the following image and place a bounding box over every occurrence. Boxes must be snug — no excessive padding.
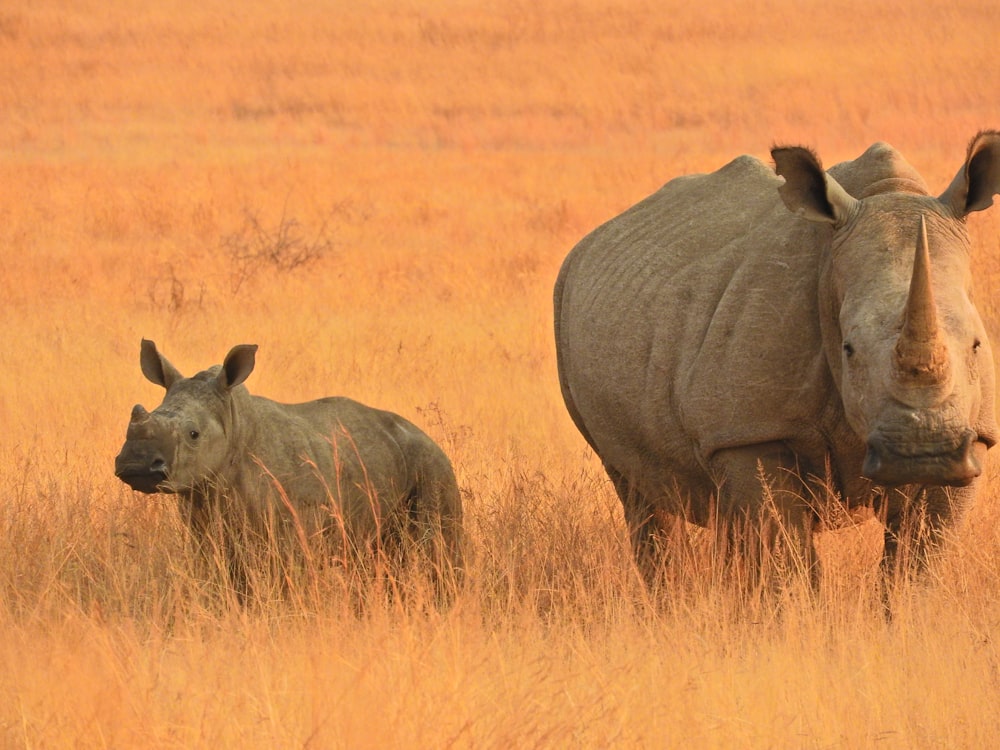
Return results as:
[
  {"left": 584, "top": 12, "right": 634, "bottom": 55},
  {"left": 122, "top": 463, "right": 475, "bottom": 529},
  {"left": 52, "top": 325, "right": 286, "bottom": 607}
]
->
[{"left": 893, "top": 216, "right": 950, "bottom": 385}]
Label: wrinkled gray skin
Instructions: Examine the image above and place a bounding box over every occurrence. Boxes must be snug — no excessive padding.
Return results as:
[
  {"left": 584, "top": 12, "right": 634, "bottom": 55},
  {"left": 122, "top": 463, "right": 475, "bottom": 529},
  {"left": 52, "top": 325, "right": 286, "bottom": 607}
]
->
[
  {"left": 115, "top": 340, "right": 463, "bottom": 589},
  {"left": 555, "top": 132, "right": 1000, "bottom": 587}
]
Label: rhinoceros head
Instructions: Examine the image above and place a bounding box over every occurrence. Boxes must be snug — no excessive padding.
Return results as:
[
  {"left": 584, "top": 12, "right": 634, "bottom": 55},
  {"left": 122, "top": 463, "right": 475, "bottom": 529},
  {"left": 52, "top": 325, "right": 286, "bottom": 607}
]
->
[
  {"left": 114, "top": 340, "right": 258, "bottom": 494},
  {"left": 773, "top": 132, "right": 1000, "bottom": 487}
]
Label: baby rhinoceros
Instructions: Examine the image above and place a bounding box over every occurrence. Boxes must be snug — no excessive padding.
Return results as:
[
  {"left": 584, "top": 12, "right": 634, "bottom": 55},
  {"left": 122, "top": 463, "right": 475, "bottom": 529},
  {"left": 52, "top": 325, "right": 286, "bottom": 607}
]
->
[{"left": 115, "top": 339, "right": 463, "bottom": 594}]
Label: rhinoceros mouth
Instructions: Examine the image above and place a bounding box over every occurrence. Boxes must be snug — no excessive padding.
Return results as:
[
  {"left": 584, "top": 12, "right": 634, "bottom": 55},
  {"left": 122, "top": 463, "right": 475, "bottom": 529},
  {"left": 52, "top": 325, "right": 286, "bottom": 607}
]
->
[
  {"left": 862, "top": 429, "right": 981, "bottom": 487},
  {"left": 115, "top": 469, "right": 169, "bottom": 494}
]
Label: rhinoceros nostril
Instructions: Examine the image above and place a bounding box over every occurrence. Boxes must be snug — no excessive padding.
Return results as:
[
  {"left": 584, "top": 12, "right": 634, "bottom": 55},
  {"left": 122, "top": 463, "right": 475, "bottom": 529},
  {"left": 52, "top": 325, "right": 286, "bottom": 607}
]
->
[
  {"left": 863, "top": 429, "right": 980, "bottom": 486},
  {"left": 150, "top": 458, "right": 167, "bottom": 473}
]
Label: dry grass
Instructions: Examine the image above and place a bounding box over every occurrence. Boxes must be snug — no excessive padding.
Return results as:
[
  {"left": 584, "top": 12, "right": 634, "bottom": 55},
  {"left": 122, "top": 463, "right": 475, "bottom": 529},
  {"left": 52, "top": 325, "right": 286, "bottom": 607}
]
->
[{"left": 3, "top": 0, "right": 1000, "bottom": 746}]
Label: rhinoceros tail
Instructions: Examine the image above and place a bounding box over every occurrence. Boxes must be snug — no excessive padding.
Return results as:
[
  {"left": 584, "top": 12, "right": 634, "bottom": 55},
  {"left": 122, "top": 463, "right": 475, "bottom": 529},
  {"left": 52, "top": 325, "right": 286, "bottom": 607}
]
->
[
  {"left": 406, "top": 444, "right": 465, "bottom": 596},
  {"left": 553, "top": 251, "right": 603, "bottom": 455}
]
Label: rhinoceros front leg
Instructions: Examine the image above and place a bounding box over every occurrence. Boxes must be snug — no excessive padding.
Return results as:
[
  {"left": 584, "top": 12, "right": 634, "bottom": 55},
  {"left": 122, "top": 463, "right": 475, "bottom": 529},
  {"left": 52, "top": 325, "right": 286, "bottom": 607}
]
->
[
  {"left": 880, "top": 483, "right": 972, "bottom": 582},
  {"left": 709, "top": 443, "right": 819, "bottom": 590},
  {"left": 177, "top": 491, "right": 253, "bottom": 601}
]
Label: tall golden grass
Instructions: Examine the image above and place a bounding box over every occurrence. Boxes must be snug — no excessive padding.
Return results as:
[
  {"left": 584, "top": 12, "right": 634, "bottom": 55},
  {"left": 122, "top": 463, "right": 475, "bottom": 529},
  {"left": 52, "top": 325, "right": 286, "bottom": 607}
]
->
[{"left": 3, "top": 0, "right": 1000, "bottom": 746}]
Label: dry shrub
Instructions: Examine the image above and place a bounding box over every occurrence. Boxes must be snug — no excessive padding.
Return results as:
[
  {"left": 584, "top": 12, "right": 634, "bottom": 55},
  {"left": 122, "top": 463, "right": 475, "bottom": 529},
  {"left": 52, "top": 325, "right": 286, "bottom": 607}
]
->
[{"left": 221, "top": 202, "right": 334, "bottom": 293}]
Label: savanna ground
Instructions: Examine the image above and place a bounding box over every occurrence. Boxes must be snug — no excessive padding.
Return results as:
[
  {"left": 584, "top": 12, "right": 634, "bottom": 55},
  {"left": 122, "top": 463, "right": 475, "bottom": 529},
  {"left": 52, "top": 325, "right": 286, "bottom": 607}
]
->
[{"left": 2, "top": 1, "right": 1000, "bottom": 747}]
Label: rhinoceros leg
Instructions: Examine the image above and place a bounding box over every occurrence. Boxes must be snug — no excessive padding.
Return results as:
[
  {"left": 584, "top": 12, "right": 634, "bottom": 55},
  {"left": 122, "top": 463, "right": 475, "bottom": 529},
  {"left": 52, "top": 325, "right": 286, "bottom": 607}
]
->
[
  {"left": 880, "top": 484, "right": 971, "bottom": 582},
  {"left": 709, "top": 444, "right": 819, "bottom": 590},
  {"left": 415, "top": 477, "right": 465, "bottom": 582},
  {"left": 176, "top": 490, "right": 254, "bottom": 602},
  {"left": 605, "top": 463, "right": 686, "bottom": 589},
  {"left": 400, "top": 451, "right": 465, "bottom": 600}
]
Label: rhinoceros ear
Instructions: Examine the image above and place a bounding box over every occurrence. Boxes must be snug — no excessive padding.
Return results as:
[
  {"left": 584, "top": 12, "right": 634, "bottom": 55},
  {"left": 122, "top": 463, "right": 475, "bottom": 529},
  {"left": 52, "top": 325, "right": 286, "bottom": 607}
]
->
[
  {"left": 939, "top": 130, "right": 1000, "bottom": 216},
  {"left": 139, "top": 339, "right": 183, "bottom": 389},
  {"left": 219, "top": 344, "right": 258, "bottom": 390},
  {"left": 772, "top": 145, "right": 858, "bottom": 226}
]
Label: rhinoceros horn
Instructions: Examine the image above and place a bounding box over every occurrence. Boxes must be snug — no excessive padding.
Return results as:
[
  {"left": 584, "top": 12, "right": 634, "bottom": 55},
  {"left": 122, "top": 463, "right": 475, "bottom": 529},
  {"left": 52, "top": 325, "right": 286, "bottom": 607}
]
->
[
  {"left": 130, "top": 404, "right": 151, "bottom": 424},
  {"left": 893, "top": 216, "right": 950, "bottom": 386}
]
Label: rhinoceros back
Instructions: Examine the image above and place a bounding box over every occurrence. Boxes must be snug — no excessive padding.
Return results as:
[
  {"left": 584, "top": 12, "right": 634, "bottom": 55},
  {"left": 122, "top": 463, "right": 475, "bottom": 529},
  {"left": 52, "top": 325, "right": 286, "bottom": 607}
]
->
[
  {"left": 555, "top": 154, "right": 837, "bottom": 497},
  {"left": 247, "top": 395, "right": 446, "bottom": 506}
]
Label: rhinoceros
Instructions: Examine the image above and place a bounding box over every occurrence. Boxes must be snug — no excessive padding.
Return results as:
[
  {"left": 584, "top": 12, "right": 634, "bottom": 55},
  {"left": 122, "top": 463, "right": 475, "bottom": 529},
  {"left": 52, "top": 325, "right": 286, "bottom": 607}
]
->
[
  {"left": 115, "top": 340, "right": 463, "bottom": 592},
  {"left": 555, "top": 132, "right": 1000, "bottom": 586}
]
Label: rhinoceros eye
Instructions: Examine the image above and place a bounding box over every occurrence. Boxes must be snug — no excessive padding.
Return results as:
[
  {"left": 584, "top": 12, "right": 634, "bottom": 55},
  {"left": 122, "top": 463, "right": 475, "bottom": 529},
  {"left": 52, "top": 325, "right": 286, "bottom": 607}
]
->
[
  {"left": 843, "top": 342, "right": 855, "bottom": 358},
  {"left": 973, "top": 339, "right": 982, "bottom": 353},
  {"left": 189, "top": 429, "right": 200, "bottom": 441}
]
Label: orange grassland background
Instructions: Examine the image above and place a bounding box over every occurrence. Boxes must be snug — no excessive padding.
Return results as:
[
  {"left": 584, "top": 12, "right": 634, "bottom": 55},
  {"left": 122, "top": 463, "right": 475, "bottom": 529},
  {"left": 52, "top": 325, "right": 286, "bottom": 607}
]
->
[{"left": 3, "top": 1, "right": 1000, "bottom": 747}]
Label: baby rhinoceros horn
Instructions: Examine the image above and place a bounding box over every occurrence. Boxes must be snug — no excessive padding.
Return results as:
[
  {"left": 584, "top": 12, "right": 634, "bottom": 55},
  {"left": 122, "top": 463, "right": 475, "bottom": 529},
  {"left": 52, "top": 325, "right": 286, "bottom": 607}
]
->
[
  {"left": 893, "top": 216, "right": 951, "bottom": 388},
  {"left": 115, "top": 403, "right": 169, "bottom": 493}
]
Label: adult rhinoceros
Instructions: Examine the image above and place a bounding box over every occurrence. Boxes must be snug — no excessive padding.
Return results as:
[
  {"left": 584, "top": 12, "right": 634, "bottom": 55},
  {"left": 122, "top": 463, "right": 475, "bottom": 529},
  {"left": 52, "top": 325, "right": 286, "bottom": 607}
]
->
[
  {"left": 115, "top": 340, "right": 463, "bottom": 594},
  {"left": 554, "top": 132, "right": 1000, "bottom": 586}
]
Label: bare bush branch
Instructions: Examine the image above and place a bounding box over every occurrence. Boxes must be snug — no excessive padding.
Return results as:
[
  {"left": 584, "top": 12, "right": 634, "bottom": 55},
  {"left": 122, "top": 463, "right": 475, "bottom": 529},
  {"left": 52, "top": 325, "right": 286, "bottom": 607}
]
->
[
  {"left": 147, "top": 263, "right": 206, "bottom": 316},
  {"left": 221, "top": 200, "right": 333, "bottom": 292}
]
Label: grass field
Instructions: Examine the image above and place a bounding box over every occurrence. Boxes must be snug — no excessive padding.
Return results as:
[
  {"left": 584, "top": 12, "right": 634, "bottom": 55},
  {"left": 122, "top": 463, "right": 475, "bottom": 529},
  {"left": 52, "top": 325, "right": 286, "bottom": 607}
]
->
[{"left": 3, "top": 1, "right": 1000, "bottom": 746}]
